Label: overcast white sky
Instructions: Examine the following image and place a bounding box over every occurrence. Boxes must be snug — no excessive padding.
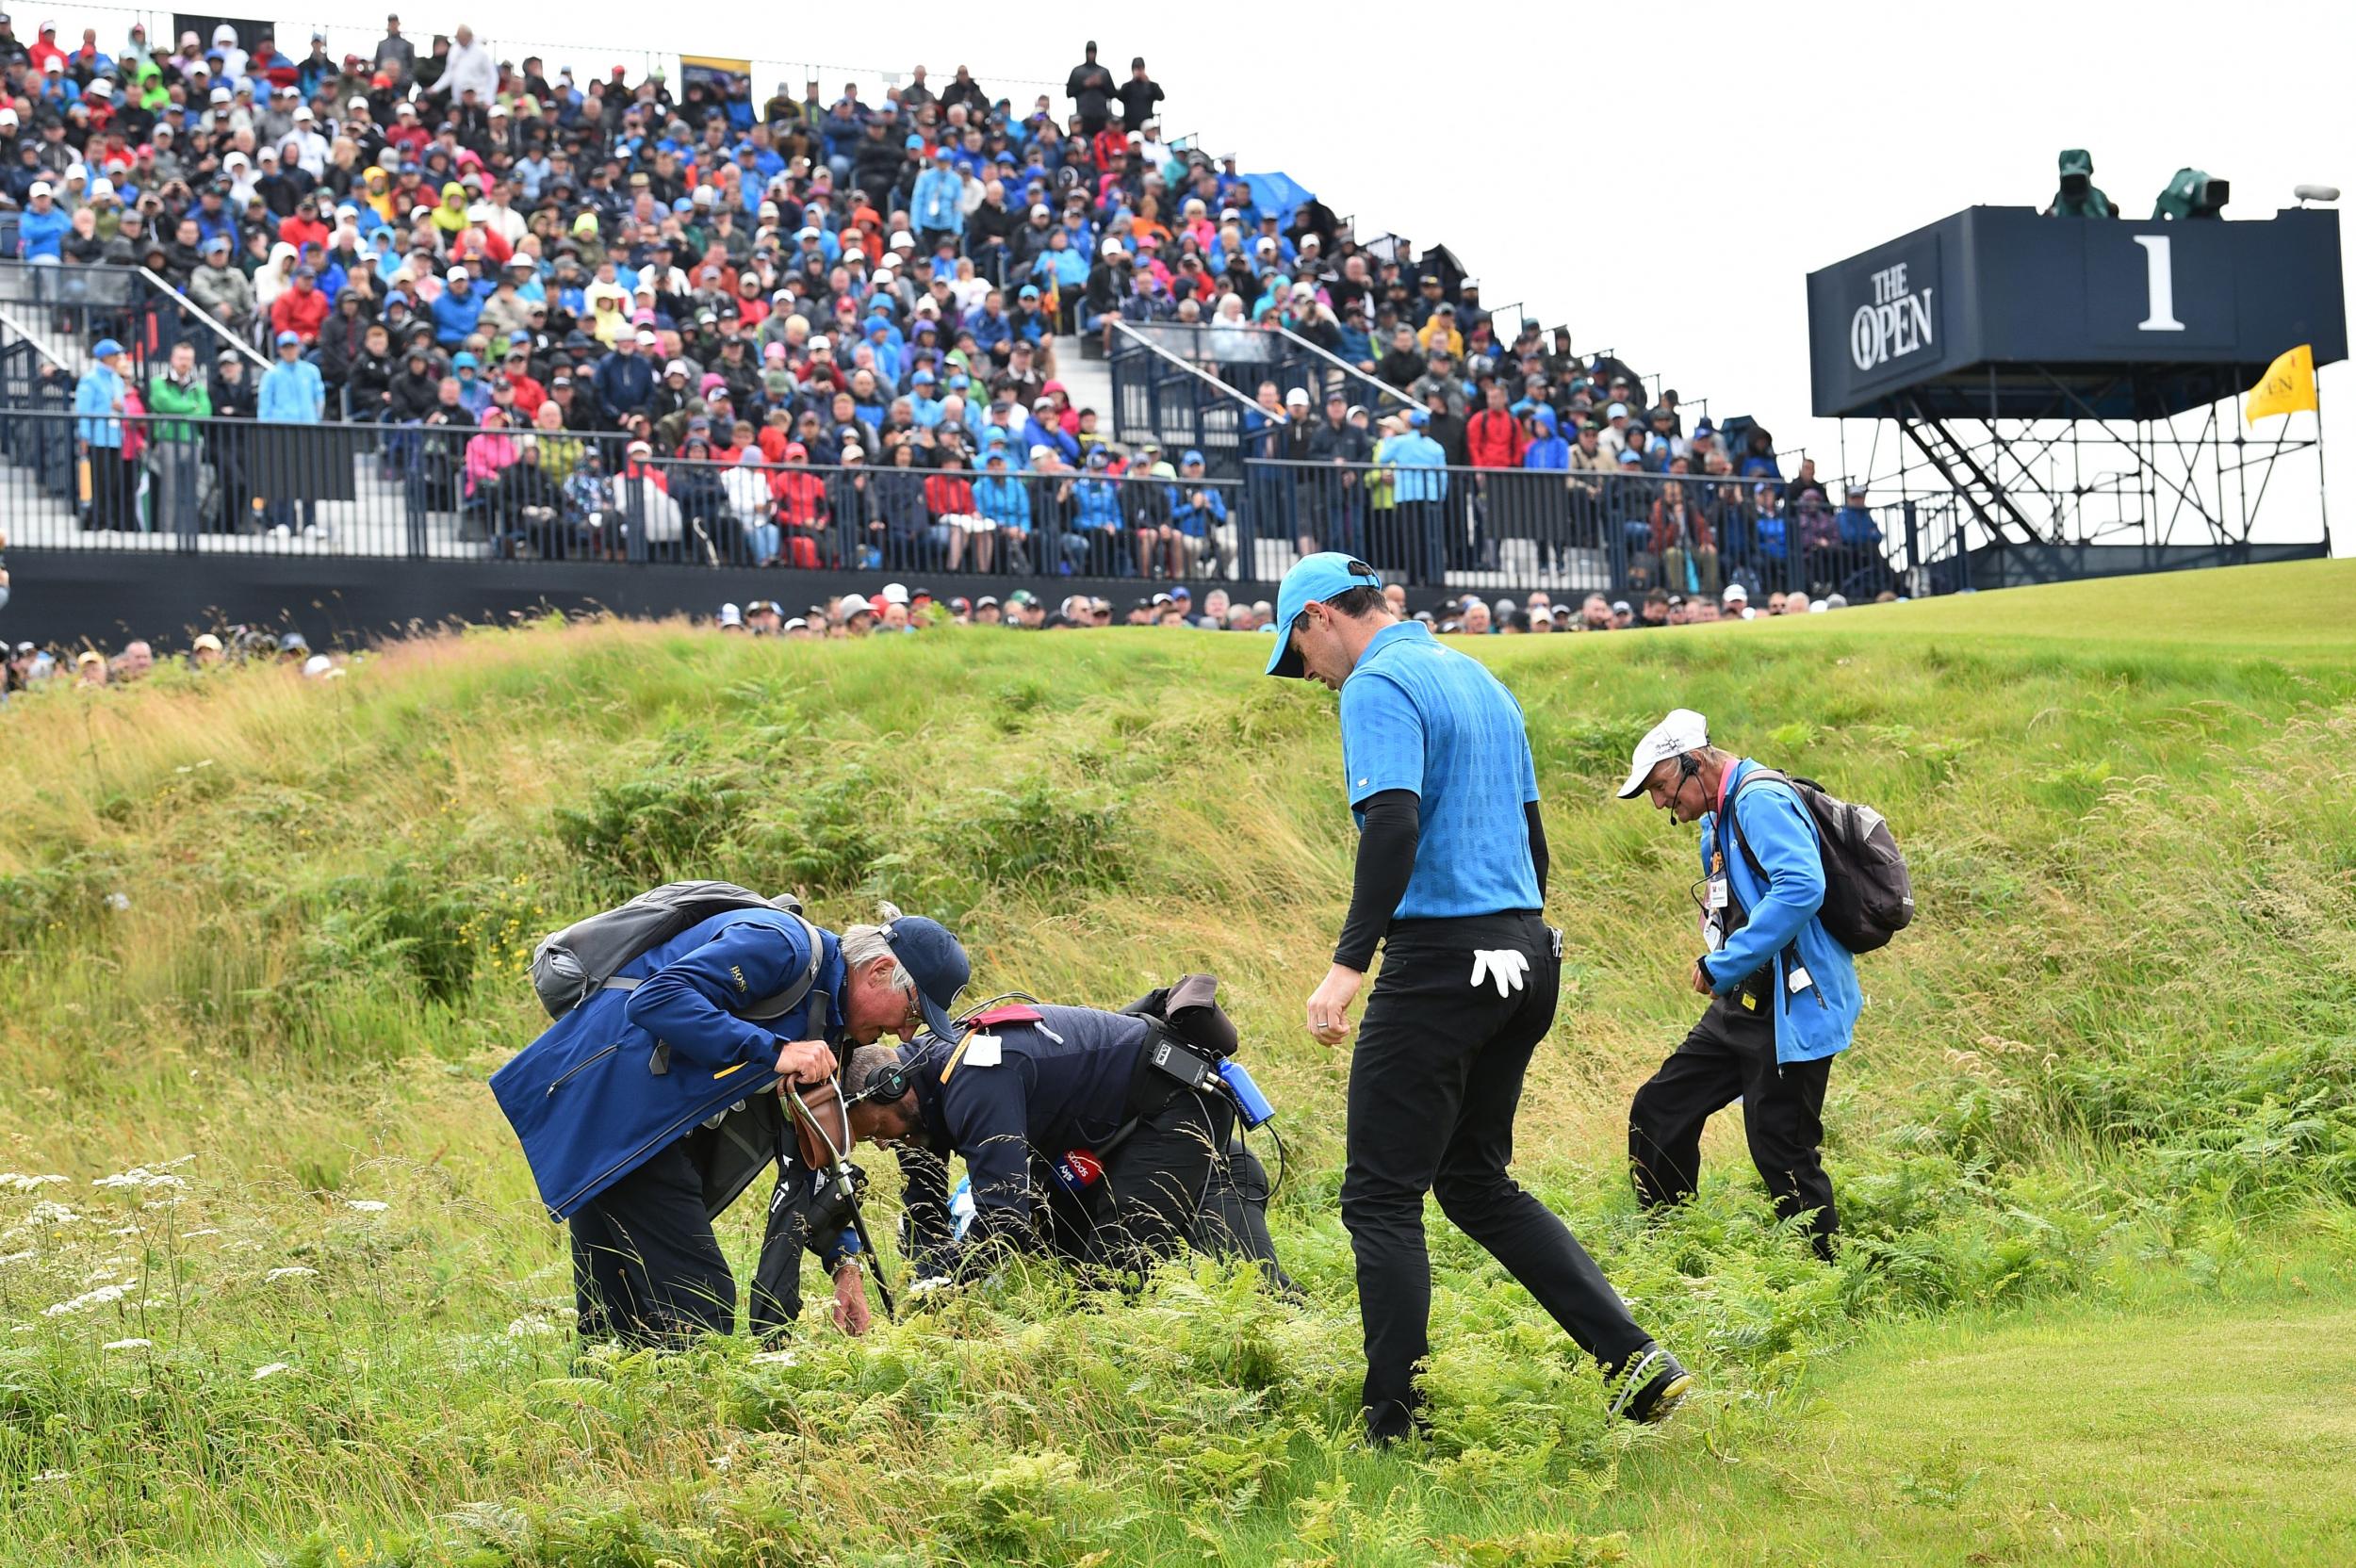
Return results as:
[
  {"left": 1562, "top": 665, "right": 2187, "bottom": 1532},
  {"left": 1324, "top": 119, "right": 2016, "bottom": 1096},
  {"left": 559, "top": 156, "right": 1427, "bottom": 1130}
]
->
[{"left": 60, "top": 0, "right": 2356, "bottom": 549}]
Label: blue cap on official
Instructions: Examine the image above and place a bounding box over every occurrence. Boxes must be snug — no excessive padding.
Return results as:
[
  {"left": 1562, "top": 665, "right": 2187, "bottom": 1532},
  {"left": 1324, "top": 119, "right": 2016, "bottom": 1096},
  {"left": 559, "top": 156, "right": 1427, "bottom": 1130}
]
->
[
  {"left": 882, "top": 916, "right": 971, "bottom": 1040},
  {"left": 1265, "top": 551, "right": 1383, "bottom": 678}
]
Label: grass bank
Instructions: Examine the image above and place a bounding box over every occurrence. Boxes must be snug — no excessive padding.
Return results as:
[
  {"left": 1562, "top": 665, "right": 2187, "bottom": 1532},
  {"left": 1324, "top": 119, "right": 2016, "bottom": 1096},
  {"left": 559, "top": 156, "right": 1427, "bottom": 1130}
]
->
[{"left": 1, "top": 560, "right": 2352, "bottom": 1565}]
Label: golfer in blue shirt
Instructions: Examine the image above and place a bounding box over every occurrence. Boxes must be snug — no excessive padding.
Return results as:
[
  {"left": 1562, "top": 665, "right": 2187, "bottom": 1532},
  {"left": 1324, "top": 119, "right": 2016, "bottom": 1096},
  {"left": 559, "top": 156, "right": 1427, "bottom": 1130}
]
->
[{"left": 1267, "top": 553, "right": 1691, "bottom": 1439}]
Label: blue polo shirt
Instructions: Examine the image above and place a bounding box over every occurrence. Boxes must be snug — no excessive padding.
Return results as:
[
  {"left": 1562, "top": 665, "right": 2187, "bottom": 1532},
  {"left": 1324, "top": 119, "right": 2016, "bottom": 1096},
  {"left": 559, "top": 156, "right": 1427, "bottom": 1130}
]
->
[{"left": 1338, "top": 620, "right": 1541, "bottom": 919}]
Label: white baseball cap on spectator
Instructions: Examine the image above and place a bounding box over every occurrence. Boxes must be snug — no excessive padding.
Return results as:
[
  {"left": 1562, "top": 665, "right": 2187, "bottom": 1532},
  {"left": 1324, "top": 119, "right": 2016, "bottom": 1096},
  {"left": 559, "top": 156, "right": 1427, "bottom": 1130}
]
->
[
  {"left": 1808, "top": 599, "right": 1830, "bottom": 613},
  {"left": 880, "top": 582, "right": 910, "bottom": 605},
  {"left": 222, "top": 151, "right": 248, "bottom": 170},
  {"left": 89, "top": 176, "right": 114, "bottom": 199},
  {"left": 808, "top": 335, "right": 831, "bottom": 353},
  {"left": 836, "top": 594, "right": 873, "bottom": 619},
  {"left": 1030, "top": 203, "right": 1051, "bottom": 219},
  {"left": 717, "top": 603, "right": 745, "bottom": 628},
  {"left": 26, "top": 180, "right": 51, "bottom": 200},
  {"left": 1101, "top": 237, "right": 1124, "bottom": 258},
  {"left": 1607, "top": 401, "right": 1629, "bottom": 420},
  {"left": 891, "top": 231, "right": 916, "bottom": 251},
  {"left": 446, "top": 267, "right": 469, "bottom": 284},
  {"left": 665, "top": 358, "right": 692, "bottom": 378},
  {"left": 209, "top": 85, "right": 231, "bottom": 104},
  {"left": 350, "top": 96, "right": 369, "bottom": 112},
  {"left": 634, "top": 329, "right": 658, "bottom": 347},
  {"left": 841, "top": 444, "right": 864, "bottom": 461},
  {"left": 1616, "top": 709, "right": 1711, "bottom": 798},
  {"left": 1284, "top": 387, "right": 1311, "bottom": 409},
  {"left": 626, "top": 438, "right": 654, "bottom": 457},
  {"left": 86, "top": 77, "right": 112, "bottom": 99},
  {"left": 1722, "top": 583, "right": 1749, "bottom": 605},
  {"left": 1219, "top": 207, "right": 1240, "bottom": 221}
]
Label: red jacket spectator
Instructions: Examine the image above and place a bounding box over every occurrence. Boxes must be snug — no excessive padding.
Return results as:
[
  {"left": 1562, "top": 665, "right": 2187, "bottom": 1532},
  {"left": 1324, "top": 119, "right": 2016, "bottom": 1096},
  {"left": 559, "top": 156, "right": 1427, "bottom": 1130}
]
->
[
  {"left": 505, "top": 372, "right": 547, "bottom": 419},
  {"left": 270, "top": 282, "right": 330, "bottom": 343},
  {"left": 278, "top": 212, "right": 330, "bottom": 253},
  {"left": 769, "top": 463, "right": 829, "bottom": 529},
  {"left": 1464, "top": 403, "right": 1530, "bottom": 470},
  {"left": 924, "top": 471, "right": 977, "bottom": 516}
]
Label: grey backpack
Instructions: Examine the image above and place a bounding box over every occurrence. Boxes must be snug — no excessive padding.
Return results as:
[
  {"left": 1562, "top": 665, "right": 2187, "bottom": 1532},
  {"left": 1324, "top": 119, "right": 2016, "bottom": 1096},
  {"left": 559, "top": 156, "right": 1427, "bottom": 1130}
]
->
[{"left": 530, "top": 881, "right": 820, "bottom": 1021}]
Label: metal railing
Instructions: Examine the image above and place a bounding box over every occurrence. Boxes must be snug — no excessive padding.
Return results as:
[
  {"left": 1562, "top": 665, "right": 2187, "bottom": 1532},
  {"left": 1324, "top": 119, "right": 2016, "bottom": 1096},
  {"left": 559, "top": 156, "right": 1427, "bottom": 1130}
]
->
[
  {"left": 6, "top": 399, "right": 1945, "bottom": 596},
  {"left": 1243, "top": 459, "right": 1922, "bottom": 600},
  {"left": 0, "top": 407, "right": 1267, "bottom": 581}
]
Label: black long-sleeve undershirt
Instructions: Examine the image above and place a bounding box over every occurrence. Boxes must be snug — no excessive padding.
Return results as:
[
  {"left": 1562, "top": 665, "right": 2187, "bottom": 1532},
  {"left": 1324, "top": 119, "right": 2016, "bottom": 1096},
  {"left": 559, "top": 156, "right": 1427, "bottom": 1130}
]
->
[{"left": 1333, "top": 794, "right": 1549, "bottom": 972}]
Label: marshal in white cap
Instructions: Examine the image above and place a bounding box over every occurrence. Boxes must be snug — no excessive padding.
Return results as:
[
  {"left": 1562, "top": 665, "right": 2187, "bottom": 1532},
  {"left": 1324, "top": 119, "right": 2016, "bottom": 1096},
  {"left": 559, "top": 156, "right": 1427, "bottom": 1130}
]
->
[{"left": 1615, "top": 709, "right": 1710, "bottom": 799}]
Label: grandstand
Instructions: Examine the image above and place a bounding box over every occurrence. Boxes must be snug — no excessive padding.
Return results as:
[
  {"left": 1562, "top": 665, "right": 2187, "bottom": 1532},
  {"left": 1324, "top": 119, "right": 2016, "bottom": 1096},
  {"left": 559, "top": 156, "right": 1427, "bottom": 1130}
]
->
[{"left": 1, "top": 14, "right": 1990, "bottom": 644}]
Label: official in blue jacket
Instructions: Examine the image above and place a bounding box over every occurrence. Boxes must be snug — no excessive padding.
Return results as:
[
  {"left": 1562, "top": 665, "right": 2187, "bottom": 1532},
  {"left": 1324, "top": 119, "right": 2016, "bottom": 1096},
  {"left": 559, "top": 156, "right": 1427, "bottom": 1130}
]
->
[
  {"left": 1616, "top": 710, "right": 1858, "bottom": 1261},
  {"left": 845, "top": 1001, "right": 1287, "bottom": 1286},
  {"left": 491, "top": 909, "right": 971, "bottom": 1346}
]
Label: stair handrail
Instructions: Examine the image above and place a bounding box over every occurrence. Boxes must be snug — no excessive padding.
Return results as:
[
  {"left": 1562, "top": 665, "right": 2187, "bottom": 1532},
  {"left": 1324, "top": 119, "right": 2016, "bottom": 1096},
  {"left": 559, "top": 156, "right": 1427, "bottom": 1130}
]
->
[
  {"left": 1109, "top": 319, "right": 1289, "bottom": 426},
  {"left": 137, "top": 267, "right": 271, "bottom": 370}
]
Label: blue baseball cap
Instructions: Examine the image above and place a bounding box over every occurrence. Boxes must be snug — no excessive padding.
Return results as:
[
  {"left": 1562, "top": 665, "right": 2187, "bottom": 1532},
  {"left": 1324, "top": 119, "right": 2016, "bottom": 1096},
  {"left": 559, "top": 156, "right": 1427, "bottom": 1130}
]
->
[
  {"left": 1407, "top": 408, "right": 1429, "bottom": 427},
  {"left": 880, "top": 916, "right": 971, "bottom": 1040},
  {"left": 274, "top": 330, "right": 301, "bottom": 347},
  {"left": 909, "top": 368, "right": 935, "bottom": 384},
  {"left": 904, "top": 133, "right": 923, "bottom": 150},
  {"left": 452, "top": 351, "right": 478, "bottom": 369},
  {"left": 1265, "top": 552, "right": 1383, "bottom": 678},
  {"left": 1018, "top": 284, "right": 1039, "bottom": 300},
  {"left": 92, "top": 337, "right": 124, "bottom": 359},
  {"left": 1181, "top": 449, "right": 1204, "bottom": 466}
]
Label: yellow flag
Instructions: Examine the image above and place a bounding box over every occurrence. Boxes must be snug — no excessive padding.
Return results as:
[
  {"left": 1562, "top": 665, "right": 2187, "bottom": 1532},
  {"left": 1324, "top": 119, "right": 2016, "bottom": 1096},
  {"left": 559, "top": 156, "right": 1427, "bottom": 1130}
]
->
[{"left": 2245, "top": 344, "right": 2317, "bottom": 424}]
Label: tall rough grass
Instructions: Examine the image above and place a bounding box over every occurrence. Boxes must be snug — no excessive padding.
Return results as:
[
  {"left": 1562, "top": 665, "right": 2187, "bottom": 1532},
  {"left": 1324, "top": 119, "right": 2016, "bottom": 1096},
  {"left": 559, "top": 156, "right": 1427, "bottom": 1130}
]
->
[{"left": 1, "top": 570, "right": 2353, "bottom": 1565}]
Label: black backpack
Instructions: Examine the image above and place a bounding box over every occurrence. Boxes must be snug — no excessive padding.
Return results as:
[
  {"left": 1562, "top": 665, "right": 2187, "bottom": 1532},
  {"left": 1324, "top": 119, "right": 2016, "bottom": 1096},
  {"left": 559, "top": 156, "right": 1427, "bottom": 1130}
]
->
[{"left": 1722, "top": 770, "right": 1913, "bottom": 955}]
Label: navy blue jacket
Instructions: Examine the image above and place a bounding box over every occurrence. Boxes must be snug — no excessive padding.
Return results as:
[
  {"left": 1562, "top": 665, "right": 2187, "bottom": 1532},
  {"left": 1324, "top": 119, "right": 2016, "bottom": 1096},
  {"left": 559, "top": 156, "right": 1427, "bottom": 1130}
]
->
[
  {"left": 911, "top": 1004, "right": 1148, "bottom": 1234},
  {"left": 490, "top": 909, "right": 845, "bottom": 1219}
]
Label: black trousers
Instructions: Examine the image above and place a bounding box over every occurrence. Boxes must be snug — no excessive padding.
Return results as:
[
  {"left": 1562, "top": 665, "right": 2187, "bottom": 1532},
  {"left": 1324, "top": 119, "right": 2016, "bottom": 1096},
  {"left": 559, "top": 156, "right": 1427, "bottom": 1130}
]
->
[
  {"left": 1041, "top": 1078, "right": 1235, "bottom": 1279},
  {"left": 1342, "top": 911, "right": 1652, "bottom": 1438},
  {"left": 1628, "top": 997, "right": 1838, "bottom": 1260},
  {"left": 571, "top": 1129, "right": 826, "bottom": 1348}
]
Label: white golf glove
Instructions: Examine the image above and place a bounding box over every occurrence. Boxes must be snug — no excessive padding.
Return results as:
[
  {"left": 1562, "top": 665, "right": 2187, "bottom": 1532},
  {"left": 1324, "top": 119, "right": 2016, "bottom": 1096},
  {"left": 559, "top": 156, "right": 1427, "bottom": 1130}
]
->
[{"left": 1469, "top": 949, "right": 1530, "bottom": 997}]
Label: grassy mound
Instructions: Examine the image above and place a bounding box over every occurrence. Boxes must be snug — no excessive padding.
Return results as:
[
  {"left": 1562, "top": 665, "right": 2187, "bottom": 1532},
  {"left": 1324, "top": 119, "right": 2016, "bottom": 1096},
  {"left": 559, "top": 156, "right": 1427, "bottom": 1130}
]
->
[{"left": 1, "top": 559, "right": 2352, "bottom": 1566}]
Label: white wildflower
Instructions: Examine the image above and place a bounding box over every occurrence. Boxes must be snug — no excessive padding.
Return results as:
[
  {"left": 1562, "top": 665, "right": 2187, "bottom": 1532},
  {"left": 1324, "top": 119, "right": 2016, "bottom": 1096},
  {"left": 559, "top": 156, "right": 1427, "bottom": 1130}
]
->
[
  {"left": 504, "top": 1316, "right": 560, "bottom": 1338},
  {"left": 91, "top": 1168, "right": 187, "bottom": 1191},
  {"left": 251, "top": 1362, "right": 291, "bottom": 1380},
  {"left": 264, "top": 1266, "right": 319, "bottom": 1282},
  {"left": 748, "top": 1348, "right": 800, "bottom": 1366},
  {"left": 32, "top": 1470, "right": 70, "bottom": 1484},
  {"left": 43, "top": 1281, "right": 137, "bottom": 1315},
  {"left": 344, "top": 1200, "right": 390, "bottom": 1214},
  {"left": 102, "top": 1337, "right": 153, "bottom": 1351},
  {"left": 104, "top": 892, "right": 132, "bottom": 912},
  {"left": 27, "top": 1201, "right": 80, "bottom": 1225},
  {"left": 183, "top": 1229, "right": 221, "bottom": 1238},
  {"left": 0, "top": 1173, "right": 69, "bottom": 1192}
]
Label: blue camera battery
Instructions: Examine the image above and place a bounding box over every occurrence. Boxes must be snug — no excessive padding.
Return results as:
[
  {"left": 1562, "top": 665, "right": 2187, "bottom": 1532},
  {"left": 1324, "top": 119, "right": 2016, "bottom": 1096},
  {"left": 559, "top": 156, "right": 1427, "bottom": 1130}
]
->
[{"left": 1216, "top": 1058, "right": 1276, "bottom": 1128}]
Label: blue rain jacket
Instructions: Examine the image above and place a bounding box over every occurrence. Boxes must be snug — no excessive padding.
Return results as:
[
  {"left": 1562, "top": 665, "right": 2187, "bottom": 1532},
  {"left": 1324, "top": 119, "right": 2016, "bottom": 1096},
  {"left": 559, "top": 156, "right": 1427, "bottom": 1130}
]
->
[
  {"left": 490, "top": 909, "right": 845, "bottom": 1220},
  {"left": 1697, "top": 760, "right": 1860, "bottom": 1065}
]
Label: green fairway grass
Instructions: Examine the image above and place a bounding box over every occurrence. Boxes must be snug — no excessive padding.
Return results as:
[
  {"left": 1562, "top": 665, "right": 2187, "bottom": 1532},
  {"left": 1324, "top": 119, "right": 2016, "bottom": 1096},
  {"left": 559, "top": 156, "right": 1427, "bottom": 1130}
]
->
[{"left": 1, "top": 560, "right": 2351, "bottom": 1565}]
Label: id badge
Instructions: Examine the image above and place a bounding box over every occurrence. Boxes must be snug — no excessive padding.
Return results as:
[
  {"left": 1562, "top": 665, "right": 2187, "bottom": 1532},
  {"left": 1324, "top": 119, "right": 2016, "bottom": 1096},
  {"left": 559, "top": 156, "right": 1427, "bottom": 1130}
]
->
[
  {"left": 1706, "top": 877, "right": 1728, "bottom": 911},
  {"left": 1702, "top": 917, "right": 1724, "bottom": 954}
]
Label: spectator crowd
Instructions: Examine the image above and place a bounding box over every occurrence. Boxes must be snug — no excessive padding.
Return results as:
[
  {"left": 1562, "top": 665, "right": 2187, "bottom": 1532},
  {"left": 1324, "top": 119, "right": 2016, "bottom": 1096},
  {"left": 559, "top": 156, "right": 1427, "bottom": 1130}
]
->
[{"left": 3, "top": 17, "right": 1895, "bottom": 599}]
